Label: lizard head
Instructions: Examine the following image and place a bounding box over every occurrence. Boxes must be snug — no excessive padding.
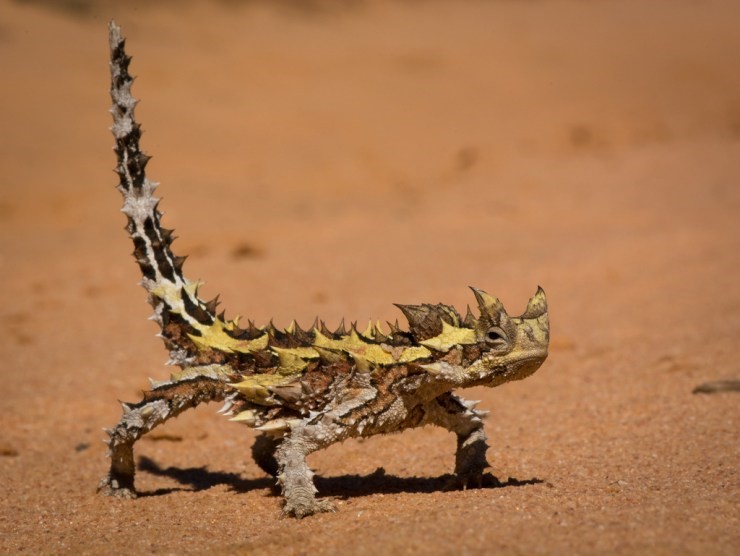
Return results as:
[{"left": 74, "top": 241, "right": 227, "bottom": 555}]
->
[
  {"left": 406, "top": 287, "right": 549, "bottom": 387},
  {"left": 464, "top": 286, "right": 549, "bottom": 386}
]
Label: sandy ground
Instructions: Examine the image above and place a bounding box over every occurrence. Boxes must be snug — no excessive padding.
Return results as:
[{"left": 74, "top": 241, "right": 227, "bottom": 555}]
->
[{"left": 1, "top": 0, "right": 738, "bottom": 554}]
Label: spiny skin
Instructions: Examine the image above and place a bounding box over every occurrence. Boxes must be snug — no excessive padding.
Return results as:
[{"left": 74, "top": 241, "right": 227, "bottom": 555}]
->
[{"left": 99, "top": 22, "right": 550, "bottom": 518}]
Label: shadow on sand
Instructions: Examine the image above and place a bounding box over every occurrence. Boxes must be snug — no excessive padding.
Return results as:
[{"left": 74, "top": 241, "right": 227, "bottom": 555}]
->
[{"left": 137, "top": 456, "right": 543, "bottom": 499}]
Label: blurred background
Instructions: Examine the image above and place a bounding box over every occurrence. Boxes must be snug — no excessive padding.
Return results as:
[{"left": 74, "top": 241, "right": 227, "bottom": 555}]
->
[{"left": 1, "top": 1, "right": 738, "bottom": 553}]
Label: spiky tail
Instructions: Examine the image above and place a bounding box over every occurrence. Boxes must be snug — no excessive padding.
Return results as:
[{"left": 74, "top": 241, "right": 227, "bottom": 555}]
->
[{"left": 109, "top": 22, "right": 221, "bottom": 366}]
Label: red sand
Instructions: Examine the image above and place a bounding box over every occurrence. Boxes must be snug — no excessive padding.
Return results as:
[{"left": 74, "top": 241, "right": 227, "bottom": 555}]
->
[{"left": 1, "top": 1, "right": 738, "bottom": 553}]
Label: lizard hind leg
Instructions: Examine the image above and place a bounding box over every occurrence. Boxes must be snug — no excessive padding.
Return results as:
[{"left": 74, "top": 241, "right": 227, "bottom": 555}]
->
[{"left": 98, "top": 376, "right": 227, "bottom": 498}]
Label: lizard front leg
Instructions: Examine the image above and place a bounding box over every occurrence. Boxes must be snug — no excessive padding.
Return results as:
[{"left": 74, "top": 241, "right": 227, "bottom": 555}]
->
[
  {"left": 274, "top": 420, "right": 339, "bottom": 518},
  {"left": 98, "top": 376, "right": 226, "bottom": 498},
  {"left": 274, "top": 374, "right": 380, "bottom": 518},
  {"left": 424, "top": 392, "right": 493, "bottom": 489}
]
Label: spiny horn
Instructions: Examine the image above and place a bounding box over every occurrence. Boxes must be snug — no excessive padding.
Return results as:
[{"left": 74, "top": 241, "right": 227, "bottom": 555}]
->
[
  {"left": 204, "top": 295, "right": 220, "bottom": 316},
  {"left": 521, "top": 286, "right": 548, "bottom": 319},
  {"left": 469, "top": 287, "right": 505, "bottom": 317},
  {"left": 463, "top": 304, "right": 476, "bottom": 327},
  {"left": 334, "top": 319, "right": 347, "bottom": 337},
  {"left": 395, "top": 304, "right": 423, "bottom": 326},
  {"left": 373, "top": 321, "right": 389, "bottom": 342}
]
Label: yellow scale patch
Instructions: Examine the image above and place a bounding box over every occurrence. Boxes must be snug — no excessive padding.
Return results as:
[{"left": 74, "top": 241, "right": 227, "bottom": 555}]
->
[
  {"left": 271, "top": 346, "right": 318, "bottom": 374},
  {"left": 150, "top": 280, "right": 268, "bottom": 354},
  {"left": 419, "top": 320, "right": 477, "bottom": 352},
  {"left": 187, "top": 317, "right": 268, "bottom": 354},
  {"left": 230, "top": 373, "right": 292, "bottom": 405},
  {"left": 230, "top": 323, "right": 478, "bottom": 405},
  {"left": 311, "top": 328, "right": 432, "bottom": 365}
]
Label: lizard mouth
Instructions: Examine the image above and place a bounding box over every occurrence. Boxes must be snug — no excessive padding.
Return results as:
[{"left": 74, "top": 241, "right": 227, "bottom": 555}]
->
[{"left": 506, "top": 351, "right": 548, "bottom": 380}]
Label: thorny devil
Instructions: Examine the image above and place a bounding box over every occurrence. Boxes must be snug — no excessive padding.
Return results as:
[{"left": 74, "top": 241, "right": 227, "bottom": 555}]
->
[{"left": 99, "top": 22, "right": 550, "bottom": 518}]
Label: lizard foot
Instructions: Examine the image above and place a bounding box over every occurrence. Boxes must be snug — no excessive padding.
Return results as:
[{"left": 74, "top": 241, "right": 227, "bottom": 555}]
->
[
  {"left": 97, "top": 475, "right": 138, "bottom": 499},
  {"left": 444, "top": 471, "right": 501, "bottom": 491},
  {"left": 282, "top": 498, "right": 336, "bottom": 519}
]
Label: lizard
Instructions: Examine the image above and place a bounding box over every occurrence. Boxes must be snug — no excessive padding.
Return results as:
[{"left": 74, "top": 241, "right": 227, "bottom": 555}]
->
[{"left": 98, "top": 21, "right": 550, "bottom": 518}]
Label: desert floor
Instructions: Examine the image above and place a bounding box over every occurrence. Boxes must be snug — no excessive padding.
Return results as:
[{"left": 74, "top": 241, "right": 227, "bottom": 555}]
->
[{"left": 1, "top": 1, "right": 738, "bottom": 554}]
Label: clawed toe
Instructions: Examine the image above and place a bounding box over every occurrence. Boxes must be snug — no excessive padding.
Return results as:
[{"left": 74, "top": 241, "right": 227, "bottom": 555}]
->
[
  {"left": 97, "top": 476, "right": 138, "bottom": 499},
  {"left": 282, "top": 498, "right": 336, "bottom": 519},
  {"left": 445, "top": 472, "right": 500, "bottom": 491}
]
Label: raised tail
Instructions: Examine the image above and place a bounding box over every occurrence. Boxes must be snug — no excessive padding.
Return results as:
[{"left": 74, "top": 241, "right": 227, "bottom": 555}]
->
[{"left": 108, "top": 22, "right": 264, "bottom": 368}]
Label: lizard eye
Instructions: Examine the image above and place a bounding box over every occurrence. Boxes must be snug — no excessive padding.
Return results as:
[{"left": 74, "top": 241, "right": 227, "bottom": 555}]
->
[{"left": 485, "top": 327, "right": 509, "bottom": 348}]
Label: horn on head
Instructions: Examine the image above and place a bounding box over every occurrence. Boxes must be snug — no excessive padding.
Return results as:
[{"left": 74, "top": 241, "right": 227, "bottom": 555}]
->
[
  {"left": 520, "top": 286, "right": 548, "bottom": 319},
  {"left": 469, "top": 287, "right": 506, "bottom": 318}
]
